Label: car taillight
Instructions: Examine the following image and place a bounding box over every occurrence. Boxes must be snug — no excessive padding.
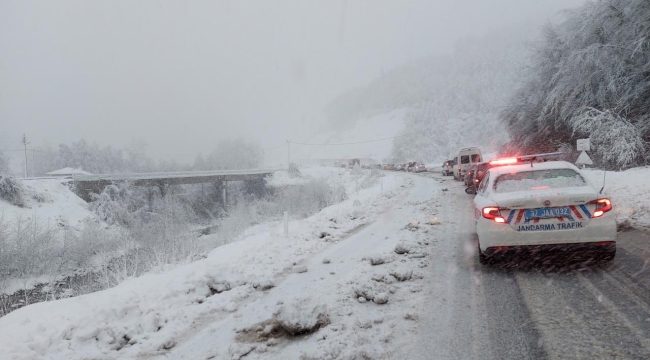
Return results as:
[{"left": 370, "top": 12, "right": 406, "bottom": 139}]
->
[
  {"left": 482, "top": 207, "right": 508, "bottom": 223},
  {"left": 589, "top": 198, "right": 612, "bottom": 218}
]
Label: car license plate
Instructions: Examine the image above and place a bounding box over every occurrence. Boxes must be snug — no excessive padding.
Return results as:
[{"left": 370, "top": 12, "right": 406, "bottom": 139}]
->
[{"left": 524, "top": 207, "right": 572, "bottom": 220}]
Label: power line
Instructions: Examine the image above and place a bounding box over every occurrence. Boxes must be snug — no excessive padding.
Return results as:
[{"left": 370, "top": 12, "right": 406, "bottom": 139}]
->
[
  {"left": 263, "top": 143, "right": 287, "bottom": 151},
  {"left": 292, "top": 135, "right": 407, "bottom": 146},
  {"left": 0, "top": 148, "right": 48, "bottom": 153}
]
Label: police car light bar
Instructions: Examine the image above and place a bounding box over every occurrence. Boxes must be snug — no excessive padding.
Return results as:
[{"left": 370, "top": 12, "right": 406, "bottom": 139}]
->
[
  {"left": 489, "top": 152, "right": 564, "bottom": 166},
  {"left": 489, "top": 158, "right": 518, "bottom": 165},
  {"left": 516, "top": 152, "right": 564, "bottom": 162}
]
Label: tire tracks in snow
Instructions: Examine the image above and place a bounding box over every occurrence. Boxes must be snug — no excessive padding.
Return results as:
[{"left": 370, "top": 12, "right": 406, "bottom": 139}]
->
[
  {"left": 404, "top": 172, "right": 650, "bottom": 360},
  {"left": 402, "top": 173, "right": 546, "bottom": 360},
  {"left": 513, "top": 233, "right": 650, "bottom": 359}
]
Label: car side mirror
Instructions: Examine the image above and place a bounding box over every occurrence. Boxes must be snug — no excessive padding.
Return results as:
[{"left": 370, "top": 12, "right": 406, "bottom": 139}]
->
[{"left": 465, "top": 187, "right": 477, "bottom": 195}]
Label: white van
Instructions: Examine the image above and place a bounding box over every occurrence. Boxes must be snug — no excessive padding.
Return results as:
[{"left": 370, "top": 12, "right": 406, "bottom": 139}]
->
[{"left": 453, "top": 147, "right": 482, "bottom": 181}]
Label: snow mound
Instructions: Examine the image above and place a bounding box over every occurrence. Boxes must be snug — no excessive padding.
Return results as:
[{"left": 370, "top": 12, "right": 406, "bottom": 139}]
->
[
  {"left": 369, "top": 255, "right": 386, "bottom": 266},
  {"left": 0, "top": 178, "right": 95, "bottom": 231},
  {"left": 373, "top": 292, "right": 389, "bottom": 305},
  {"left": 390, "top": 270, "right": 413, "bottom": 282},
  {"left": 394, "top": 242, "right": 411, "bottom": 254},
  {"left": 273, "top": 297, "right": 329, "bottom": 336}
]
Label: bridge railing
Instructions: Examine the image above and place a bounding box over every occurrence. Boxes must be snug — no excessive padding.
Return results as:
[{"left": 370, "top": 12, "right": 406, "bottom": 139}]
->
[{"left": 71, "top": 168, "right": 281, "bottom": 182}]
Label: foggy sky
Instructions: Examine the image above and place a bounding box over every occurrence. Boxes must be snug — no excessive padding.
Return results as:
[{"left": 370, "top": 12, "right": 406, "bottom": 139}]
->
[{"left": 1, "top": 0, "right": 586, "bottom": 163}]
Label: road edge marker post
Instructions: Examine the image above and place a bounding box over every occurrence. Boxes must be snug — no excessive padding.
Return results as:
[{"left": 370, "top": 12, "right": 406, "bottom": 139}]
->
[{"left": 284, "top": 211, "right": 289, "bottom": 237}]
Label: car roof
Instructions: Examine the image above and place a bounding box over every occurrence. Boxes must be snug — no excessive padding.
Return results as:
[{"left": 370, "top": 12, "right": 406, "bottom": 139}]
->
[{"left": 487, "top": 161, "right": 581, "bottom": 177}]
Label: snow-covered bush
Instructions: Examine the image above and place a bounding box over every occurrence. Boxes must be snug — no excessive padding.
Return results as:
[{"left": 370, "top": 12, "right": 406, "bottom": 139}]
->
[
  {"left": 129, "top": 204, "right": 198, "bottom": 269},
  {"left": 89, "top": 181, "right": 142, "bottom": 226},
  {"left": 0, "top": 216, "right": 58, "bottom": 298},
  {"left": 571, "top": 108, "right": 647, "bottom": 168},
  {"left": 0, "top": 175, "right": 24, "bottom": 207},
  {"left": 329, "top": 173, "right": 348, "bottom": 204},
  {"left": 272, "top": 178, "right": 338, "bottom": 218},
  {"left": 0, "top": 216, "right": 120, "bottom": 297}
]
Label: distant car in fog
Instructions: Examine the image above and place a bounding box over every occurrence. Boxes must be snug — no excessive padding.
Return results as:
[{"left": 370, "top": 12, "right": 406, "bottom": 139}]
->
[
  {"left": 396, "top": 163, "right": 406, "bottom": 171},
  {"left": 383, "top": 164, "right": 395, "bottom": 171},
  {"left": 442, "top": 159, "right": 455, "bottom": 176},
  {"left": 415, "top": 164, "right": 427, "bottom": 173},
  {"left": 406, "top": 161, "right": 417, "bottom": 172}
]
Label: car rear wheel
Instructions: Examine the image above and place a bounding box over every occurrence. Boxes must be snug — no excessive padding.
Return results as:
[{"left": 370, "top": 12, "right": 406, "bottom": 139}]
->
[
  {"left": 600, "top": 247, "right": 616, "bottom": 262},
  {"left": 478, "top": 242, "right": 489, "bottom": 265}
]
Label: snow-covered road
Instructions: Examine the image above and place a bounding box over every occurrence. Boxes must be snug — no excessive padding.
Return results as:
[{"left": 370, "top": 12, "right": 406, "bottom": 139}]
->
[
  {"left": 2, "top": 170, "right": 650, "bottom": 360},
  {"left": 402, "top": 173, "right": 650, "bottom": 360}
]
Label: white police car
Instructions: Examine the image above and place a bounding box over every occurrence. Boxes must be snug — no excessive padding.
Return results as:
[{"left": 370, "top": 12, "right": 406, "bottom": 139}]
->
[{"left": 471, "top": 160, "right": 616, "bottom": 264}]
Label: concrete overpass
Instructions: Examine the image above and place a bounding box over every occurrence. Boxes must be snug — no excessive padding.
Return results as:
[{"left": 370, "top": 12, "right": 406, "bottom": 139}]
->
[{"left": 72, "top": 169, "right": 277, "bottom": 202}]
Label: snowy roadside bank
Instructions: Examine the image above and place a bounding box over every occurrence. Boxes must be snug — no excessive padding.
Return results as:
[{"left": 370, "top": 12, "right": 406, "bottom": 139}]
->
[
  {"left": 192, "top": 174, "right": 448, "bottom": 360},
  {"left": 0, "top": 171, "right": 409, "bottom": 360},
  {"left": 583, "top": 167, "right": 650, "bottom": 230},
  {"left": 0, "top": 166, "right": 375, "bottom": 312},
  {"left": 0, "top": 178, "right": 95, "bottom": 231}
]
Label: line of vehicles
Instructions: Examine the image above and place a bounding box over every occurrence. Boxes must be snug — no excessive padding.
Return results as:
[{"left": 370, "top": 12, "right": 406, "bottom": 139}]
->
[
  {"left": 443, "top": 147, "right": 617, "bottom": 265},
  {"left": 382, "top": 161, "right": 427, "bottom": 173},
  {"left": 335, "top": 159, "right": 427, "bottom": 172}
]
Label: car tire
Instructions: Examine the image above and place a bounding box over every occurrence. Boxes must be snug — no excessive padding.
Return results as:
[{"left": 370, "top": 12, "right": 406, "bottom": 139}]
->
[
  {"left": 478, "top": 242, "right": 489, "bottom": 265},
  {"left": 600, "top": 247, "right": 616, "bottom": 262}
]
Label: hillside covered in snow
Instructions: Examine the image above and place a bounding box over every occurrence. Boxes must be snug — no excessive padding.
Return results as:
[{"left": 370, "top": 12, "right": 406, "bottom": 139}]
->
[{"left": 319, "top": 27, "right": 532, "bottom": 163}]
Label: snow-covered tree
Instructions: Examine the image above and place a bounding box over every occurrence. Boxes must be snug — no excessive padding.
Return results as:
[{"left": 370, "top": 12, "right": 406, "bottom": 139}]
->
[
  {"left": 503, "top": 0, "right": 650, "bottom": 168},
  {"left": 0, "top": 151, "right": 9, "bottom": 174}
]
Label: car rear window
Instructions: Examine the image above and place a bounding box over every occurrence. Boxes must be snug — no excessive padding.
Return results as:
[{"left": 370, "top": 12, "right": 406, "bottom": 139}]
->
[
  {"left": 460, "top": 155, "right": 470, "bottom": 164},
  {"left": 471, "top": 154, "right": 481, "bottom": 163},
  {"left": 493, "top": 169, "right": 586, "bottom": 193}
]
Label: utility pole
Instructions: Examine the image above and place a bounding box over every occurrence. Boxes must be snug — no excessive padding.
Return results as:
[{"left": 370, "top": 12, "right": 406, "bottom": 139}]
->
[
  {"left": 286, "top": 140, "right": 291, "bottom": 169},
  {"left": 31, "top": 150, "right": 35, "bottom": 178},
  {"left": 21, "top": 133, "right": 30, "bottom": 178}
]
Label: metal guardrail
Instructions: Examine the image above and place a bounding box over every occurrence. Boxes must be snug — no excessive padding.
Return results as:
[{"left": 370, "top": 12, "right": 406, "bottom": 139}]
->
[
  {"left": 71, "top": 168, "right": 281, "bottom": 182},
  {"left": 21, "top": 176, "right": 69, "bottom": 181}
]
